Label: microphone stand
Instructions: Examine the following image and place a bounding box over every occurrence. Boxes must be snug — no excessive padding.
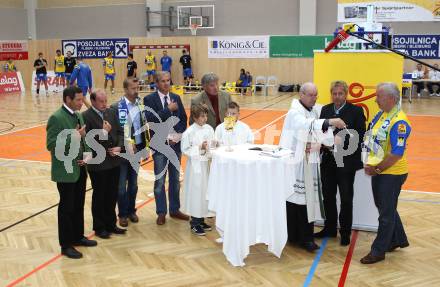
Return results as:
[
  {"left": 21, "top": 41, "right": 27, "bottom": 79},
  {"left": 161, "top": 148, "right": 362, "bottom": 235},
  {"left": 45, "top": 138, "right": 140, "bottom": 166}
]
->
[{"left": 344, "top": 25, "right": 440, "bottom": 72}]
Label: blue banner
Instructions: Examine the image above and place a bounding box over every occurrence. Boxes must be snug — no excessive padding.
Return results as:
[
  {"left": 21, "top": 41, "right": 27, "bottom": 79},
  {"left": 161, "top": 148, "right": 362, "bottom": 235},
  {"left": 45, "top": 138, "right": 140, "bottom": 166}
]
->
[
  {"left": 62, "top": 38, "right": 129, "bottom": 59},
  {"left": 392, "top": 35, "right": 440, "bottom": 59}
]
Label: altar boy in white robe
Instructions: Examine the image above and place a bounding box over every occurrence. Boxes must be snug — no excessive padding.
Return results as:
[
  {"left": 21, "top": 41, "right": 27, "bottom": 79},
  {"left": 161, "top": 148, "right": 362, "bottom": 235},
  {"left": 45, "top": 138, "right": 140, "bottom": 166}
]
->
[
  {"left": 181, "top": 104, "right": 215, "bottom": 236},
  {"left": 214, "top": 102, "right": 254, "bottom": 145},
  {"left": 280, "top": 82, "right": 346, "bottom": 252}
]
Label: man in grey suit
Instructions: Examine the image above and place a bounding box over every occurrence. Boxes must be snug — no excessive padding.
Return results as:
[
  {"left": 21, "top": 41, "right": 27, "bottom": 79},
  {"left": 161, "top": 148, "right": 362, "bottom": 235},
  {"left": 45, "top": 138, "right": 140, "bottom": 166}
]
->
[
  {"left": 82, "top": 89, "right": 127, "bottom": 239},
  {"left": 190, "top": 73, "right": 232, "bottom": 129}
]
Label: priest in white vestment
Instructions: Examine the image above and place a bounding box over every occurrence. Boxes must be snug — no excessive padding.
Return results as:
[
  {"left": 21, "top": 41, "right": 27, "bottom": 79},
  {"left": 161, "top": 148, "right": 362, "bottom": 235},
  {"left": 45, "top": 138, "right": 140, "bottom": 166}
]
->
[
  {"left": 279, "top": 82, "right": 346, "bottom": 252},
  {"left": 215, "top": 101, "right": 254, "bottom": 145}
]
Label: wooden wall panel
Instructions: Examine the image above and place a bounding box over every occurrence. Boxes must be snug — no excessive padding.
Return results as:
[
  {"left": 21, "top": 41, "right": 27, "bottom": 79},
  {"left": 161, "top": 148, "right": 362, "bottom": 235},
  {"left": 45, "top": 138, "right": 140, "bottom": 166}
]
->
[{"left": 1, "top": 37, "right": 437, "bottom": 91}]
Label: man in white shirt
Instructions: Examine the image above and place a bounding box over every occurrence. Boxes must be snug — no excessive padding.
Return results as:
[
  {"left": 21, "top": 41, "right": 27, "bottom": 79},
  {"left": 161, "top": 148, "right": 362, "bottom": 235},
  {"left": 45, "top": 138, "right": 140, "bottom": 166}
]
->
[
  {"left": 428, "top": 63, "right": 440, "bottom": 97},
  {"left": 215, "top": 101, "right": 254, "bottom": 145},
  {"left": 412, "top": 63, "right": 426, "bottom": 97}
]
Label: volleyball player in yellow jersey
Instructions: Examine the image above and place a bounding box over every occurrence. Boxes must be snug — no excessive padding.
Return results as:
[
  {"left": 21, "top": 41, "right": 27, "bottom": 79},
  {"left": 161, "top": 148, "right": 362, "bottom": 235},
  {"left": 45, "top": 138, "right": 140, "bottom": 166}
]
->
[
  {"left": 54, "top": 50, "right": 66, "bottom": 93},
  {"left": 103, "top": 51, "right": 116, "bottom": 94},
  {"left": 144, "top": 50, "right": 156, "bottom": 85}
]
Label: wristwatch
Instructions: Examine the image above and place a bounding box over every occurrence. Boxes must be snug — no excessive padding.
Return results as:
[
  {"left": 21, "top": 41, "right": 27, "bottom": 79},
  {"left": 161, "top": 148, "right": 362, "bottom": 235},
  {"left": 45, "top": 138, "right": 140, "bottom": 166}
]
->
[{"left": 374, "top": 167, "right": 382, "bottom": 174}]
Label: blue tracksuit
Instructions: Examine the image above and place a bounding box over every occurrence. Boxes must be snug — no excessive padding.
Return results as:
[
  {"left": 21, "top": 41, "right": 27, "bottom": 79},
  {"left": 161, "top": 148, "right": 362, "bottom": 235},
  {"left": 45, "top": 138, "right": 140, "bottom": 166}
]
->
[{"left": 70, "top": 62, "right": 93, "bottom": 95}]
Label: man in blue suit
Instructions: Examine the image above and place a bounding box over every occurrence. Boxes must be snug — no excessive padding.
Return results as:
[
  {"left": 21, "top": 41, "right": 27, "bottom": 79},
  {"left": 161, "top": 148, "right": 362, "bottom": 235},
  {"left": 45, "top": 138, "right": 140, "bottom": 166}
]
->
[{"left": 143, "top": 71, "right": 189, "bottom": 225}]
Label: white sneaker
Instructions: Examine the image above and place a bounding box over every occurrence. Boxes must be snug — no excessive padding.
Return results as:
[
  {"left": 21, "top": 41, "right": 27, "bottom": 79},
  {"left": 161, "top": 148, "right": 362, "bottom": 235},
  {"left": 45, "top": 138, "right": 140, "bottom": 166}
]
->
[
  {"left": 430, "top": 93, "right": 435, "bottom": 97},
  {"left": 111, "top": 89, "right": 115, "bottom": 94},
  {"left": 417, "top": 93, "right": 421, "bottom": 97},
  {"left": 436, "top": 93, "right": 440, "bottom": 97}
]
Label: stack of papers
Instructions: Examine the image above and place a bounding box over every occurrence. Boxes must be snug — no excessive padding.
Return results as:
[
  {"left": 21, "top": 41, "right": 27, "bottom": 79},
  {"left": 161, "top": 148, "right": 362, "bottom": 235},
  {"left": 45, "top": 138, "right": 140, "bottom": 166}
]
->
[{"left": 259, "top": 147, "right": 292, "bottom": 158}]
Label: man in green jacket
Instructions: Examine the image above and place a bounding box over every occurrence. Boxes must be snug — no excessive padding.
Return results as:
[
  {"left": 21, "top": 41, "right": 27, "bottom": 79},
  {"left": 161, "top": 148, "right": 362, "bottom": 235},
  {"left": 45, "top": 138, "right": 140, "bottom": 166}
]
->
[{"left": 46, "top": 86, "right": 97, "bottom": 259}]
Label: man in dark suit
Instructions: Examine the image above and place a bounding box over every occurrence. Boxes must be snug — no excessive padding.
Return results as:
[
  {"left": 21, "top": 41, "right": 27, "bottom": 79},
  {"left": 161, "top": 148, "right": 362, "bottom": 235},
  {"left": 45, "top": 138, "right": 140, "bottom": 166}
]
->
[
  {"left": 143, "top": 71, "right": 189, "bottom": 225},
  {"left": 82, "top": 89, "right": 127, "bottom": 239},
  {"left": 46, "top": 86, "right": 97, "bottom": 259},
  {"left": 314, "top": 80, "right": 366, "bottom": 246},
  {"left": 111, "top": 78, "right": 149, "bottom": 227}
]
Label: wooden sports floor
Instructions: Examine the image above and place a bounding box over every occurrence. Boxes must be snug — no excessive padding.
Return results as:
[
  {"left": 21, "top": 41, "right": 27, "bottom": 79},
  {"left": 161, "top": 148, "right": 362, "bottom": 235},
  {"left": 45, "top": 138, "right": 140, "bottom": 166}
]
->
[{"left": 0, "top": 90, "right": 439, "bottom": 286}]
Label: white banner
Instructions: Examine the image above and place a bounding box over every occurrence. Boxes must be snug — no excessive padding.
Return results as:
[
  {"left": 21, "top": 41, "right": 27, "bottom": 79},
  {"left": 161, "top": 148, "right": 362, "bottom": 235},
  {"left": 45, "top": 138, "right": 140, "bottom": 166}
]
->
[
  {"left": 208, "top": 36, "right": 269, "bottom": 58},
  {"left": 338, "top": 1, "right": 440, "bottom": 22},
  {"left": 31, "top": 71, "right": 59, "bottom": 92}
]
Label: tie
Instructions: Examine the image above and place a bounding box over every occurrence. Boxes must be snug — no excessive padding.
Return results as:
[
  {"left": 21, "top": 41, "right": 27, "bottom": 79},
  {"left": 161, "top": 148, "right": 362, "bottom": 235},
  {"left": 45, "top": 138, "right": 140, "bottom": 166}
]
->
[{"left": 163, "top": 95, "right": 168, "bottom": 109}]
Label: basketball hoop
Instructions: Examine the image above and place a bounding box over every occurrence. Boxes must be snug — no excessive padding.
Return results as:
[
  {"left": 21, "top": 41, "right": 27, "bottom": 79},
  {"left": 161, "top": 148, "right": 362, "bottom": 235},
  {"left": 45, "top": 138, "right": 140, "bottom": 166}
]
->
[{"left": 190, "top": 24, "right": 199, "bottom": 36}]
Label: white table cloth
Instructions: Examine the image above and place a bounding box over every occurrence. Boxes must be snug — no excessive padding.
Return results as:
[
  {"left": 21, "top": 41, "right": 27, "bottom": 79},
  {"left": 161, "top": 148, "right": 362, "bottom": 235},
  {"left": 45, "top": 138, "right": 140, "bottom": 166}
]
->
[{"left": 207, "top": 144, "right": 295, "bottom": 266}]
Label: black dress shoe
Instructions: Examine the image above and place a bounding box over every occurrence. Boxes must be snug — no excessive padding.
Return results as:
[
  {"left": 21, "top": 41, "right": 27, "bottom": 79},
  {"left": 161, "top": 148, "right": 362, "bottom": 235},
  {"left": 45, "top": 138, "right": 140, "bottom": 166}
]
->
[
  {"left": 300, "top": 241, "right": 320, "bottom": 252},
  {"left": 314, "top": 229, "right": 337, "bottom": 238},
  {"left": 95, "top": 230, "right": 111, "bottom": 239},
  {"left": 61, "top": 247, "right": 83, "bottom": 259},
  {"left": 74, "top": 237, "right": 98, "bottom": 247},
  {"left": 360, "top": 252, "right": 385, "bottom": 264},
  {"left": 340, "top": 235, "right": 351, "bottom": 246},
  {"left": 110, "top": 227, "right": 127, "bottom": 234},
  {"left": 388, "top": 241, "right": 409, "bottom": 252}
]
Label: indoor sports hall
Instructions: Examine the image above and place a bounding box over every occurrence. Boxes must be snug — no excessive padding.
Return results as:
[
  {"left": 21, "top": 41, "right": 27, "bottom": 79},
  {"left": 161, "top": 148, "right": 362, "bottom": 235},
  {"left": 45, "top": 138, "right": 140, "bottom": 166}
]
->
[{"left": 0, "top": 1, "right": 439, "bottom": 286}]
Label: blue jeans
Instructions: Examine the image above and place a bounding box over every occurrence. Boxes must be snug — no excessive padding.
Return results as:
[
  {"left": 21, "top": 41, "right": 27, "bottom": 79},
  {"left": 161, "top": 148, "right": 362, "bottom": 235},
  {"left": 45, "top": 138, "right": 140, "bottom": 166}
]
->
[
  {"left": 117, "top": 160, "right": 138, "bottom": 218},
  {"left": 371, "top": 174, "right": 409, "bottom": 256},
  {"left": 153, "top": 151, "right": 181, "bottom": 215}
]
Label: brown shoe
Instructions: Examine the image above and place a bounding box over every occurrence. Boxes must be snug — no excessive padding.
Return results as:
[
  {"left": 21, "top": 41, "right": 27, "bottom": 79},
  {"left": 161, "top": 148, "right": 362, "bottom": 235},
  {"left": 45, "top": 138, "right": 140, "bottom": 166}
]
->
[
  {"left": 129, "top": 213, "right": 139, "bottom": 223},
  {"left": 156, "top": 214, "right": 166, "bottom": 225},
  {"left": 170, "top": 211, "right": 189, "bottom": 221},
  {"left": 119, "top": 217, "right": 128, "bottom": 227},
  {"left": 360, "top": 252, "right": 385, "bottom": 264}
]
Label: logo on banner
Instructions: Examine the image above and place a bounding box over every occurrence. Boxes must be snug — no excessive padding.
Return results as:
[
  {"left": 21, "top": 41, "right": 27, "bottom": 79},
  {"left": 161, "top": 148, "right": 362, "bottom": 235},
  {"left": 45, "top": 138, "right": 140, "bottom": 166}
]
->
[
  {"left": 115, "top": 41, "right": 128, "bottom": 57},
  {"left": 63, "top": 41, "right": 77, "bottom": 57},
  {"left": 208, "top": 36, "right": 269, "bottom": 58},
  {"left": 0, "top": 72, "right": 23, "bottom": 93}
]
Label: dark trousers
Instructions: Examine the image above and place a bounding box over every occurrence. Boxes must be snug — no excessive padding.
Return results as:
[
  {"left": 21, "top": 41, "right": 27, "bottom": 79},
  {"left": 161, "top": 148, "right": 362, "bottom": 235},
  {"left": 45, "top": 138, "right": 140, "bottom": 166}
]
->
[
  {"left": 89, "top": 166, "right": 120, "bottom": 232},
  {"left": 413, "top": 82, "right": 424, "bottom": 94},
  {"left": 427, "top": 83, "right": 439, "bottom": 94},
  {"left": 153, "top": 151, "right": 181, "bottom": 215},
  {"left": 321, "top": 164, "right": 356, "bottom": 237},
  {"left": 190, "top": 217, "right": 204, "bottom": 227},
  {"left": 286, "top": 202, "right": 314, "bottom": 244},
  {"left": 118, "top": 160, "right": 139, "bottom": 218},
  {"left": 371, "top": 174, "right": 409, "bottom": 256},
  {"left": 56, "top": 167, "right": 87, "bottom": 248}
]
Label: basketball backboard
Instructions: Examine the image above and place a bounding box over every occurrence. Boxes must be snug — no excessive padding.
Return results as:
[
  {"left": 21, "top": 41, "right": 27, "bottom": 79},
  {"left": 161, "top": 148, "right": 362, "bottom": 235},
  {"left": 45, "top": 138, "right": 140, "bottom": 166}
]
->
[{"left": 177, "top": 5, "right": 215, "bottom": 29}]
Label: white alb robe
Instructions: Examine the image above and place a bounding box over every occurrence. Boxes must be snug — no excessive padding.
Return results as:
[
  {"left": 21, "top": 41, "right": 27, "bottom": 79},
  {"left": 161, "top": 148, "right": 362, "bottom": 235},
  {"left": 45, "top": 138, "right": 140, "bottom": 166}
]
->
[
  {"left": 214, "top": 120, "right": 254, "bottom": 146},
  {"left": 280, "top": 99, "right": 334, "bottom": 222},
  {"left": 181, "top": 123, "right": 215, "bottom": 218}
]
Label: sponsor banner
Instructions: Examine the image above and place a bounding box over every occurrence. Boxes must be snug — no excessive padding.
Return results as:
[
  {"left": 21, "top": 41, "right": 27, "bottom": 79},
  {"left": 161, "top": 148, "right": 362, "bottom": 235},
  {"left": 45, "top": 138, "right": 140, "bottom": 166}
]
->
[
  {"left": 392, "top": 35, "right": 440, "bottom": 59},
  {"left": 62, "top": 38, "right": 129, "bottom": 59},
  {"left": 338, "top": 0, "right": 440, "bottom": 22},
  {"left": 314, "top": 50, "right": 403, "bottom": 122},
  {"left": 208, "top": 36, "right": 269, "bottom": 58},
  {"left": 270, "top": 35, "right": 359, "bottom": 58},
  {"left": 0, "top": 41, "right": 28, "bottom": 61},
  {"left": 0, "top": 71, "right": 25, "bottom": 94},
  {"left": 31, "top": 71, "right": 62, "bottom": 92}
]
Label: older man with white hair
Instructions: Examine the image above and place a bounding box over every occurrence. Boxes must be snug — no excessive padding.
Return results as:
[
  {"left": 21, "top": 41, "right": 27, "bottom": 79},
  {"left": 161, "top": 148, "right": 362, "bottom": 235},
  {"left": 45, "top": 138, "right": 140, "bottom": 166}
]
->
[
  {"left": 280, "top": 82, "right": 346, "bottom": 252},
  {"left": 190, "top": 72, "right": 232, "bottom": 129},
  {"left": 361, "top": 82, "right": 411, "bottom": 264}
]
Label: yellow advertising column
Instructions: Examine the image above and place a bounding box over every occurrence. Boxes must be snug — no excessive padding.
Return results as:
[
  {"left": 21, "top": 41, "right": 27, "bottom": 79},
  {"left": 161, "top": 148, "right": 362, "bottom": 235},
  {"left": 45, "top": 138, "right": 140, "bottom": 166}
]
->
[{"left": 313, "top": 50, "right": 404, "bottom": 123}]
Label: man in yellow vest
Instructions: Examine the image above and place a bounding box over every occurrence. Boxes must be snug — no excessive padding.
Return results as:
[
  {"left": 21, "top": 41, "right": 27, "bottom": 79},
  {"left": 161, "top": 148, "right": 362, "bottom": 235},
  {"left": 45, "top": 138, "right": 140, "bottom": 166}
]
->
[
  {"left": 103, "top": 51, "right": 115, "bottom": 94},
  {"left": 54, "top": 49, "right": 66, "bottom": 93},
  {"left": 361, "top": 82, "right": 411, "bottom": 264},
  {"left": 4, "top": 58, "right": 17, "bottom": 72},
  {"left": 144, "top": 50, "right": 156, "bottom": 87}
]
